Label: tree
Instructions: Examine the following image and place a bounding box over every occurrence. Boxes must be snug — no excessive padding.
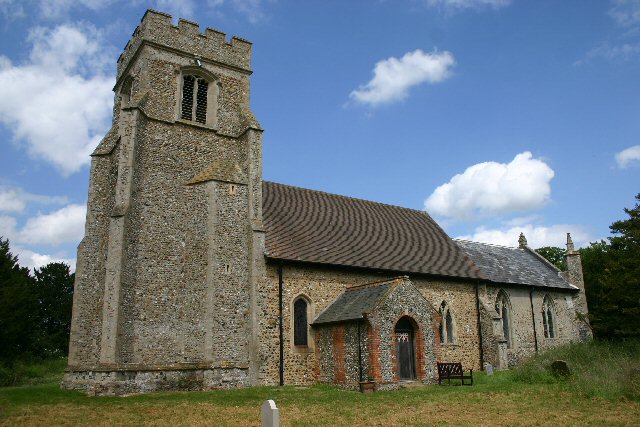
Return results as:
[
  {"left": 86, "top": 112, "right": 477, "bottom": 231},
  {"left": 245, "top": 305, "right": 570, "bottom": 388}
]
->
[
  {"left": 0, "top": 238, "right": 75, "bottom": 362},
  {"left": 580, "top": 194, "right": 640, "bottom": 339},
  {"left": 32, "top": 262, "right": 75, "bottom": 357},
  {"left": 0, "top": 237, "right": 37, "bottom": 361},
  {"left": 535, "top": 246, "right": 567, "bottom": 270}
]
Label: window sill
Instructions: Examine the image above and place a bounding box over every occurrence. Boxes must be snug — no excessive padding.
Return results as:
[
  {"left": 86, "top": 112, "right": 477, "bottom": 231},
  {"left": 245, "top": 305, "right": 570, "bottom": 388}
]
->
[
  {"left": 292, "top": 345, "right": 313, "bottom": 354},
  {"left": 175, "top": 118, "right": 218, "bottom": 131}
]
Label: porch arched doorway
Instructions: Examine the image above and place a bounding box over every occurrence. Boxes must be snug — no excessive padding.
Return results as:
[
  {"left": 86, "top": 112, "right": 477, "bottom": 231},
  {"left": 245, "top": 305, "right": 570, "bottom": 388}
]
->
[{"left": 395, "top": 316, "right": 417, "bottom": 380}]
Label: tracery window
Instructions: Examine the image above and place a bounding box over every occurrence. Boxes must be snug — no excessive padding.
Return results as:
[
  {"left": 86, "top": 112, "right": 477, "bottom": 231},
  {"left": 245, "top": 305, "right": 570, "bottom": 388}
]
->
[
  {"left": 293, "top": 298, "right": 308, "bottom": 346},
  {"left": 180, "top": 74, "right": 209, "bottom": 124},
  {"left": 439, "top": 301, "right": 456, "bottom": 344},
  {"left": 542, "top": 295, "right": 556, "bottom": 338},
  {"left": 495, "top": 290, "right": 512, "bottom": 348}
]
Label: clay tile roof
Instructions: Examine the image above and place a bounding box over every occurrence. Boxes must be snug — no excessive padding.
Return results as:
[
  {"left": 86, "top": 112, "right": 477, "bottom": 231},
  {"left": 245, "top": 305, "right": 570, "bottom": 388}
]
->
[
  {"left": 455, "top": 240, "right": 577, "bottom": 290},
  {"left": 313, "top": 281, "right": 394, "bottom": 325},
  {"left": 262, "top": 181, "right": 483, "bottom": 279}
]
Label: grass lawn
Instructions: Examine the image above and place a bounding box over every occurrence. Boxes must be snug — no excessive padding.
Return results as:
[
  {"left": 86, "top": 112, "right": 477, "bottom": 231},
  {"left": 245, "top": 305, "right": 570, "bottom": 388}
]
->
[
  {"left": 2, "top": 341, "right": 639, "bottom": 426},
  {"left": 1, "top": 373, "right": 639, "bottom": 426}
]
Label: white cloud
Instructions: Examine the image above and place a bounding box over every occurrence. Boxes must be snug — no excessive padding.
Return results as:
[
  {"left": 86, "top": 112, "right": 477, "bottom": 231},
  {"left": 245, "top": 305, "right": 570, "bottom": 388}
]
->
[
  {"left": 426, "top": 0, "right": 512, "bottom": 11},
  {"left": 0, "top": 0, "right": 25, "bottom": 18},
  {"left": 615, "top": 144, "right": 640, "bottom": 168},
  {"left": 17, "top": 204, "right": 86, "bottom": 245},
  {"left": 155, "top": 0, "right": 195, "bottom": 18},
  {"left": 150, "top": 0, "right": 266, "bottom": 23},
  {"left": 13, "top": 245, "right": 76, "bottom": 272},
  {"left": 39, "top": 0, "right": 111, "bottom": 17},
  {"left": 578, "top": 42, "right": 640, "bottom": 64},
  {"left": 350, "top": 49, "right": 455, "bottom": 106},
  {"left": 0, "top": 23, "right": 114, "bottom": 175},
  {"left": 0, "top": 185, "right": 68, "bottom": 213},
  {"left": 425, "top": 151, "right": 554, "bottom": 220},
  {"left": 0, "top": 215, "right": 18, "bottom": 241},
  {"left": 0, "top": 202, "right": 83, "bottom": 271},
  {"left": 609, "top": 0, "right": 640, "bottom": 28},
  {"left": 457, "top": 222, "right": 591, "bottom": 249},
  {"left": 0, "top": 188, "right": 26, "bottom": 212},
  {"left": 227, "top": 0, "right": 267, "bottom": 23}
]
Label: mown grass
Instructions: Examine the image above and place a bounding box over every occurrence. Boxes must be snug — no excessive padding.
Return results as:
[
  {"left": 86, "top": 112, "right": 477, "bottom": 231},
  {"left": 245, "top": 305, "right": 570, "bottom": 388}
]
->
[{"left": 1, "top": 341, "right": 639, "bottom": 426}]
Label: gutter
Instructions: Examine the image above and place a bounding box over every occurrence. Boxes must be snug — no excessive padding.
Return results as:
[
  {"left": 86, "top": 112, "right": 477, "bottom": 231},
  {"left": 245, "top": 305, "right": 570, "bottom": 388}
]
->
[
  {"left": 278, "top": 264, "right": 284, "bottom": 386},
  {"left": 475, "top": 281, "right": 485, "bottom": 370},
  {"left": 529, "top": 289, "right": 539, "bottom": 353}
]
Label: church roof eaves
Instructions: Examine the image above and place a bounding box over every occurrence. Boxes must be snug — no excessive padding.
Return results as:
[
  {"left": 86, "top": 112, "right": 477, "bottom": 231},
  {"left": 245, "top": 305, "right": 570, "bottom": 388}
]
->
[
  {"left": 312, "top": 280, "right": 397, "bottom": 325},
  {"left": 455, "top": 239, "right": 576, "bottom": 291},
  {"left": 262, "top": 181, "right": 484, "bottom": 280}
]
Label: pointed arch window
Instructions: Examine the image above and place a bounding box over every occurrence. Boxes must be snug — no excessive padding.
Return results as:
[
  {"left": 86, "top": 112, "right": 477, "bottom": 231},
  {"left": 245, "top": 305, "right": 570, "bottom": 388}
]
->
[
  {"left": 178, "top": 69, "right": 219, "bottom": 127},
  {"left": 542, "top": 295, "right": 556, "bottom": 338},
  {"left": 495, "top": 290, "right": 512, "bottom": 348},
  {"left": 181, "top": 75, "right": 209, "bottom": 124},
  {"left": 293, "top": 298, "right": 308, "bottom": 346},
  {"left": 439, "top": 301, "right": 456, "bottom": 344}
]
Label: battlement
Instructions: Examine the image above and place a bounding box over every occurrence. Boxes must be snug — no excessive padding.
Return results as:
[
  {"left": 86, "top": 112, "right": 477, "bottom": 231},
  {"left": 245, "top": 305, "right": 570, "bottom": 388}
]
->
[{"left": 117, "top": 9, "right": 252, "bottom": 79}]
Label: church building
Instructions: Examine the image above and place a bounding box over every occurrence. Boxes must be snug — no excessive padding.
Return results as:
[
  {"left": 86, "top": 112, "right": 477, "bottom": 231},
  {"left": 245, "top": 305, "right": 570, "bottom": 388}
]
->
[{"left": 63, "top": 10, "right": 591, "bottom": 395}]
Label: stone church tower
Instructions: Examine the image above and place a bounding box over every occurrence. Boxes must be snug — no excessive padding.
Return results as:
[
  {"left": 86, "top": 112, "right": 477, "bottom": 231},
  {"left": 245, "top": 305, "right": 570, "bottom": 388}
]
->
[
  {"left": 64, "top": 10, "right": 265, "bottom": 393},
  {"left": 65, "top": 9, "right": 591, "bottom": 395}
]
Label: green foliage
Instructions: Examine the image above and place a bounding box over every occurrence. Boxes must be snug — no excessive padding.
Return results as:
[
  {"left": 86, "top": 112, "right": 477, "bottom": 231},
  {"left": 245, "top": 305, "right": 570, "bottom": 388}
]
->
[
  {"left": 0, "top": 357, "right": 67, "bottom": 387},
  {"left": 32, "top": 262, "right": 75, "bottom": 357},
  {"left": 0, "top": 237, "right": 38, "bottom": 361},
  {"left": 535, "top": 246, "right": 567, "bottom": 270},
  {"left": 509, "top": 339, "right": 640, "bottom": 400},
  {"left": 0, "top": 237, "right": 75, "bottom": 364},
  {"left": 580, "top": 194, "right": 640, "bottom": 338}
]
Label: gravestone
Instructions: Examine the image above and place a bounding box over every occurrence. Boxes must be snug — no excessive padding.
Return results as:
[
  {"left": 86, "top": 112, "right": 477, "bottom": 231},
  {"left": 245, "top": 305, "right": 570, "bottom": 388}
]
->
[
  {"left": 550, "top": 360, "right": 571, "bottom": 378},
  {"left": 262, "top": 399, "right": 280, "bottom": 427},
  {"left": 484, "top": 362, "right": 494, "bottom": 376}
]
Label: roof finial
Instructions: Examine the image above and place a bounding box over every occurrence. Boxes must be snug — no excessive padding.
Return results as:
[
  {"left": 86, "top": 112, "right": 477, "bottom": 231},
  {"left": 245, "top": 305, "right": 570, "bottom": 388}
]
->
[
  {"left": 566, "top": 233, "right": 575, "bottom": 253},
  {"left": 518, "top": 232, "right": 528, "bottom": 249}
]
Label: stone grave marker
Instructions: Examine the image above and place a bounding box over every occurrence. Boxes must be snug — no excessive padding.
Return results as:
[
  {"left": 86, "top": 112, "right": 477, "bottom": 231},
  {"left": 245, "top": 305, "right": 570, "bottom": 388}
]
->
[
  {"left": 261, "top": 399, "right": 279, "bottom": 427},
  {"left": 550, "top": 360, "right": 571, "bottom": 378},
  {"left": 485, "top": 362, "right": 494, "bottom": 376}
]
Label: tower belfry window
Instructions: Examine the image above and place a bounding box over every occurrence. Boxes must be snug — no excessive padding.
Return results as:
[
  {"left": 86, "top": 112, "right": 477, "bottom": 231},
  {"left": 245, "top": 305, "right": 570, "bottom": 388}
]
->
[{"left": 181, "top": 75, "right": 208, "bottom": 124}]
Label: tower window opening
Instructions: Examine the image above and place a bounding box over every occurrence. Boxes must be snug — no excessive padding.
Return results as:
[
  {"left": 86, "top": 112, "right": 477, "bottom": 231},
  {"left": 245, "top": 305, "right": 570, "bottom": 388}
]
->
[
  {"left": 195, "top": 79, "right": 208, "bottom": 124},
  {"left": 181, "top": 75, "right": 208, "bottom": 124}
]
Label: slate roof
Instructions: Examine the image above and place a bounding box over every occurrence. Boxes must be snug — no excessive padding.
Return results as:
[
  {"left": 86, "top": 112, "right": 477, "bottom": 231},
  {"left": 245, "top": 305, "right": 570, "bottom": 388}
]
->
[
  {"left": 455, "top": 240, "right": 577, "bottom": 291},
  {"left": 262, "top": 181, "right": 483, "bottom": 280},
  {"left": 313, "top": 281, "right": 393, "bottom": 325}
]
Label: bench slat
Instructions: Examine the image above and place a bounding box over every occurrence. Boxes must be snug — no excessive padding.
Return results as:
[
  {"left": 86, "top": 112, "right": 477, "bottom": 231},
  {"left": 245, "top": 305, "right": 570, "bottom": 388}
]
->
[{"left": 437, "top": 362, "right": 473, "bottom": 386}]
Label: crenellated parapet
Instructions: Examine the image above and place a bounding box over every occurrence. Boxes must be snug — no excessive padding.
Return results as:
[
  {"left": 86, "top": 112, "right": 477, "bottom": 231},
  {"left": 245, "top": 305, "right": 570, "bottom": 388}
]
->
[{"left": 117, "top": 9, "right": 252, "bottom": 80}]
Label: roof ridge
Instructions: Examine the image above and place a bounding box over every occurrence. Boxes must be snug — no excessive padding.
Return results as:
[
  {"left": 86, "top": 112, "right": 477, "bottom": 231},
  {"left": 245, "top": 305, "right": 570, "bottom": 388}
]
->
[
  {"left": 455, "top": 238, "right": 517, "bottom": 250},
  {"left": 346, "top": 276, "right": 408, "bottom": 292},
  {"left": 263, "top": 180, "right": 430, "bottom": 216}
]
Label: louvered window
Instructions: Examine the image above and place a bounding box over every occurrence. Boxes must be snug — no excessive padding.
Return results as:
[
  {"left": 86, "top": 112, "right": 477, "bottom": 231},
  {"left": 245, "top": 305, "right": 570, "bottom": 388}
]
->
[
  {"left": 195, "top": 79, "right": 208, "bottom": 124},
  {"left": 294, "top": 298, "right": 308, "bottom": 346},
  {"left": 181, "top": 75, "right": 208, "bottom": 124}
]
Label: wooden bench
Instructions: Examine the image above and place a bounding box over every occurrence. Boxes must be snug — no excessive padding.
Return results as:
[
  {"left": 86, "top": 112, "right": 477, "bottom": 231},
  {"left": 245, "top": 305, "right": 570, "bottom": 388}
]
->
[{"left": 437, "top": 362, "right": 473, "bottom": 385}]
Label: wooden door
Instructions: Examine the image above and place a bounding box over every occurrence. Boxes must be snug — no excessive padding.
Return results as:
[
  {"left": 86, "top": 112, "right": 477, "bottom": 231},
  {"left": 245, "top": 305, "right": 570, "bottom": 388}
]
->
[{"left": 395, "top": 317, "right": 416, "bottom": 380}]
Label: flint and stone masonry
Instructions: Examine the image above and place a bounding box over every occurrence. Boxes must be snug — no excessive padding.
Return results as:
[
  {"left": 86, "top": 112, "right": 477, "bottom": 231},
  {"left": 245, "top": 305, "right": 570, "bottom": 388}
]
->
[{"left": 64, "top": 10, "right": 591, "bottom": 395}]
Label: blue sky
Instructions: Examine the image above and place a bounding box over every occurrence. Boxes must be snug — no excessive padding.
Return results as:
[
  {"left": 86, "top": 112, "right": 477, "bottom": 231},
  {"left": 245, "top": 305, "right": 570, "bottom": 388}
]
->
[{"left": 0, "top": 0, "right": 639, "bottom": 271}]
